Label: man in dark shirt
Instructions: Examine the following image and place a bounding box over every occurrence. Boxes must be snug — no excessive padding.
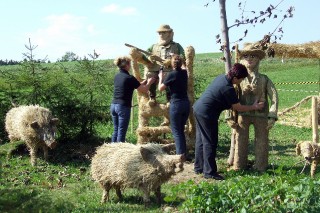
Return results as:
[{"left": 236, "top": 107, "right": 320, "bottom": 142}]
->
[{"left": 193, "top": 63, "right": 264, "bottom": 180}]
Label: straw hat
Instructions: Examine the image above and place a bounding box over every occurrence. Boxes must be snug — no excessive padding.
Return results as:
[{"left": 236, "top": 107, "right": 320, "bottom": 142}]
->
[
  {"left": 238, "top": 44, "right": 266, "bottom": 60},
  {"left": 156, "top": 24, "right": 173, "bottom": 32}
]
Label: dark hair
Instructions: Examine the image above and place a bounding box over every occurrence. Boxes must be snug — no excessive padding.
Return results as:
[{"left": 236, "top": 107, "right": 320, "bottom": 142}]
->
[
  {"left": 227, "top": 63, "right": 248, "bottom": 80},
  {"left": 171, "top": 54, "right": 183, "bottom": 70}
]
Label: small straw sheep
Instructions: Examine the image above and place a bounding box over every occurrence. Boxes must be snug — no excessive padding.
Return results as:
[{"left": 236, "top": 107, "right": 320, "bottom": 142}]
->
[
  {"left": 91, "top": 142, "right": 184, "bottom": 206},
  {"left": 5, "top": 105, "right": 59, "bottom": 166},
  {"left": 296, "top": 141, "right": 320, "bottom": 177}
]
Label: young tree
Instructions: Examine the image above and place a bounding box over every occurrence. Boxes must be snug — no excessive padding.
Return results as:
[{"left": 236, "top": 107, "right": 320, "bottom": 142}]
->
[{"left": 208, "top": 0, "right": 294, "bottom": 71}]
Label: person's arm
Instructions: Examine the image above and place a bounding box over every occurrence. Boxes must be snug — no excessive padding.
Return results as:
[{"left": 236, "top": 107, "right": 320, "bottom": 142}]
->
[
  {"left": 137, "top": 77, "right": 155, "bottom": 93},
  {"left": 232, "top": 101, "right": 264, "bottom": 112},
  {"left": 158, "top": 69, "right": 167, "bottom": 92}
]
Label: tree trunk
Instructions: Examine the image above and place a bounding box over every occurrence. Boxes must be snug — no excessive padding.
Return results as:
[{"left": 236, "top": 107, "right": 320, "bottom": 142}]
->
[
  {"left": 219, "top": 0, "right": 236, "bottom": 166},
  {"left": 219, "top": 0, "right": 232, "bottom": 72}
]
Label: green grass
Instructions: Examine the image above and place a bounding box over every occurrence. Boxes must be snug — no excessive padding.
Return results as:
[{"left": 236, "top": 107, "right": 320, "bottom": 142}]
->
[{"left": 0, "top": 54, "right": 320, "bottom": 212}]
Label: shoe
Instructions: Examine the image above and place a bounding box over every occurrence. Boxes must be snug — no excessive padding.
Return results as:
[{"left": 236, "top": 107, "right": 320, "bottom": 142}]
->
[
  {"left": 194, "top": 170, "right": 202, "bottom": 175},
  {"left": 204, "top": 173, "right": 225, "bottom": 180}
]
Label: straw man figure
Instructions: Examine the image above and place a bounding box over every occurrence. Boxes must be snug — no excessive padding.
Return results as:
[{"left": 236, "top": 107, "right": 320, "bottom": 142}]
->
[
  {"left": 130, "top": 24, "right": 185, "bottom": 106},
  {"left": 231, "top": 45, "right": 278, "bottom": 172}
]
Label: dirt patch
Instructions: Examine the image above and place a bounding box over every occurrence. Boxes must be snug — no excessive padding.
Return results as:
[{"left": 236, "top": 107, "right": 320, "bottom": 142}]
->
[{"left": 168, "top": 162, "right": 217, "bottom": 184}]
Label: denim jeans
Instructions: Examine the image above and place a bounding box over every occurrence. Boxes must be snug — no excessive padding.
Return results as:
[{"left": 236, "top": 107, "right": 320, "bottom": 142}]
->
[
  {"left": 110, "top": 103, "right": 131, "bottom": 142},
  {"left": 194, "top": 112, "right": 219, "bottom": 176},
  {"left": 170, "top": 99, "right": 190, "bottom": 155}
]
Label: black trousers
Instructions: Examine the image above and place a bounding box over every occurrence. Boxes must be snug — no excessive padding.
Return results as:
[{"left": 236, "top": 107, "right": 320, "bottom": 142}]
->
[{"left": 194, "top": 113, "right": 219, "bottom": 176}]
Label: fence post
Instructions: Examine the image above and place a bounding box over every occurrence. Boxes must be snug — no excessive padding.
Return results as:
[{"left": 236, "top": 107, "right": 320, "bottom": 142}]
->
[
  {"left": 131, "top": 97, "right": 134, "bottom": 134},
  {"left": 312, "top": 96, "right": 319, "bottom": 143}
]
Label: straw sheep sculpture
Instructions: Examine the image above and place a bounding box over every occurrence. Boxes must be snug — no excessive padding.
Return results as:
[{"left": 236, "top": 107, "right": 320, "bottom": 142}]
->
[
  {"left": 5, "top": 105, "right": 59, "bottom": 166},
  {"left": 91, "top": 142, "right": 184, "bottom": 206},
  {"left": 296, "top": 141, "right": 320, "bottom": 177}
]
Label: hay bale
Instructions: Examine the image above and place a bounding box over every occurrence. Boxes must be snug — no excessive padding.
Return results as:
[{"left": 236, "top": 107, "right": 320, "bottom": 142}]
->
[{"left": 244, "top": 41, "right": 320, "bottom": 59}]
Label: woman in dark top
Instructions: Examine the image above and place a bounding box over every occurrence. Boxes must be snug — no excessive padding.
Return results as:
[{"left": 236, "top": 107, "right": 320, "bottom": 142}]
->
[
  {"left": 193, "top": 63, "right": 264, "bottom": 180},
  {"left": 158, "top": 54, "right": 190, "bottom": 156},
  {"left": 111, "top": 56, "right": 155, "bottom": 142}
]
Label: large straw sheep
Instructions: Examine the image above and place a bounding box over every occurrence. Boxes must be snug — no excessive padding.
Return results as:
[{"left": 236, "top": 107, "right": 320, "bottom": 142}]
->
[
  {"left": 5, "top": 105, "right": 59, "bottom": 166},
  {"left": 91, "top": 142, "right": 184, "bottom": 206}
]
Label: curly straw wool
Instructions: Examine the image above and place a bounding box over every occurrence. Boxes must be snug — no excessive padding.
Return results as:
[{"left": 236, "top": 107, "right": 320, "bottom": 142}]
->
[
  {"left": 91, "top": 142, "right": 183, "bottom": 204},
  {"left": 5, "top": 105, "right": 58, "bottom": 166}
]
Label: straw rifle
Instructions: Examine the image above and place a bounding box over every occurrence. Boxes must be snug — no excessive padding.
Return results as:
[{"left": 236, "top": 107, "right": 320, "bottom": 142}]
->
[{"left": 125, "top": 43, "right": 165, "bottom": 64}]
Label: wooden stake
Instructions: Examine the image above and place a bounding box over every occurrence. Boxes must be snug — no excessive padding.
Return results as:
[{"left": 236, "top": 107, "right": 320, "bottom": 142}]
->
[{"left": 312, "top": 96, "right": 319, "bottom": 143}]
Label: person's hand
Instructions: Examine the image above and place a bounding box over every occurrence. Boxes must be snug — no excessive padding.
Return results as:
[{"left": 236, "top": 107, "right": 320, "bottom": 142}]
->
[
  {"left": 147, "top": 77, "right": 156, "bottom": 85},
  {"left": 253, "top": 100, "right": 264, "bottom": 110},
  {"left": 148, "top": 55, "right": 160, "bottom": 63},
  {"left": 226, "top": 119, "right": 239, "bottom": 129},
  {"left": 267, "top": 118, "right": 276, "bottom": 130},
  {"left": 163, "top": 59, "right": 171, "bottom": 68},
  {"left": 140, "top": 79, "right": 147, "bottom": 85}
]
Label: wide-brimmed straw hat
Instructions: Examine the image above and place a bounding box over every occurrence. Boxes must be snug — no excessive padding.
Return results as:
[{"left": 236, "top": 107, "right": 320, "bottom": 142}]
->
[
  {"left": 238, "top": 44, "right": 266, "bottom": 60},
  {"left": 157, "top": 24, "right": 173, "bottom": 32}
]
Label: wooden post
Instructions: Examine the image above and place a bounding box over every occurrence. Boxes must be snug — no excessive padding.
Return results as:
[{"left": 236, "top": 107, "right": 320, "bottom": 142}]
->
[
  {"left": 131, "top": 96, "right": 134, "bottom": 134},
  {"left": 312, "top": 96, "right": 319, "bottom": 143},
  {"left": 227, "top": 44, "right": 239, "bottom": 166}
]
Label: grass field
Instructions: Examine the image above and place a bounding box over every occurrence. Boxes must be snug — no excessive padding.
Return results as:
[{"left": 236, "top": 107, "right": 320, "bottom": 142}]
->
[{"left": 0, "top": 53, "right": 319, "bottom": 212}]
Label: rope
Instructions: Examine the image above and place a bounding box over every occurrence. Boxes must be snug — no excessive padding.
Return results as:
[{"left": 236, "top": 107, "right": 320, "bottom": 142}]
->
[
  {"left": 300, "top": 161, "right": 309, "bottom": 174},
  {"left": 278, "top": 95, "right": 315, "bottom": 117}
]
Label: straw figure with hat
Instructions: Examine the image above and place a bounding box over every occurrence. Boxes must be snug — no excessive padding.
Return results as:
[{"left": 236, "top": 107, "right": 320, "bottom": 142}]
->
[
  {"left": 128, "top": 25, "right": 196, "bottom": 150},
  {"left": 129, "top": 24, "right": 185, "bottom": 107},
  {"left": 229, "top": 44, "right": 279, "bottom": 172}
]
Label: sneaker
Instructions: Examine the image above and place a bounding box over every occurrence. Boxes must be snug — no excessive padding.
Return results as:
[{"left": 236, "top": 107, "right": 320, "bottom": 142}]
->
[{"left": 204, "top": 173, "right": 225, "bottom": 180}]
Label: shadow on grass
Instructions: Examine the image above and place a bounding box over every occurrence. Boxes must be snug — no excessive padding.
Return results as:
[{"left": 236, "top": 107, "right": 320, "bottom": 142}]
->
[
  {"left": 224, "top": 163, "right": 313, "bottom": 179},
  {"left": 0, "top": 134, "right": 108, "bottom": 167},
  {"left": 0, "top": 187, "right": 74, "bottom": 213},
  {"left": 217, "top": 135, "right": 296, "bottom": 159}
]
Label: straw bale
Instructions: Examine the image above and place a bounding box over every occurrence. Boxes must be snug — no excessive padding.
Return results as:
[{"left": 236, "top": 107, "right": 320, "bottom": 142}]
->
[
  {"left": 245, "top": 41, "right": 320, "bottom": 59},
  {"left": 138, "top": 95, "right": 169, "bottom": 124},
  {"left": 137, "top": 126, "right": 171, "bottom": 136},
  {"left": 91, "top": 142, "right": 184, "bottom": 205}
]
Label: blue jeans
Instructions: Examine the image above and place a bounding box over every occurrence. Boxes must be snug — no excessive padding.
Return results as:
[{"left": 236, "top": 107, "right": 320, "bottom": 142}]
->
[
  {"left": 110, "top": 103, "right": 131, "bottom": 142},
  {"left": 194, "top": 112, "right": 218, "bottom": 176},
  {"left": 170, "top": 99, "right": 190, "bottom": 155}
]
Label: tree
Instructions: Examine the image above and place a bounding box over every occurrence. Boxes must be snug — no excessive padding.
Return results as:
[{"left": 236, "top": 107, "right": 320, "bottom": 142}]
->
[{"left": 59, "top": 51, "right": 79, "bottom": 62}]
